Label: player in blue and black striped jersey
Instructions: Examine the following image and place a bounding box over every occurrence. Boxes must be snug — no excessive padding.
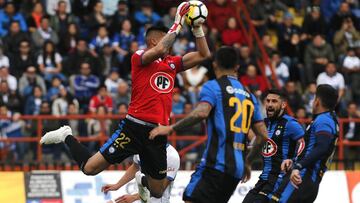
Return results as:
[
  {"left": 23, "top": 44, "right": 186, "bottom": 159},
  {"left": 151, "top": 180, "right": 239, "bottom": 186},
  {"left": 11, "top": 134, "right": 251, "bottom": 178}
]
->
[
  {"left": 149, "top": 46, "right": 268, "bottom": 203},
  {"left": 269, "top": 84, "right": 339, "bottom": 203},
  {"left": 243, "top": 89, "right": 305, "bottom": 203}
]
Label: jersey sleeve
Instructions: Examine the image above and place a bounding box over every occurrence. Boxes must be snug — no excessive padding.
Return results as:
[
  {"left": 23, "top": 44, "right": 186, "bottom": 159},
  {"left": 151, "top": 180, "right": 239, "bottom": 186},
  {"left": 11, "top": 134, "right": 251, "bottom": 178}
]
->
[
  {"left": 286, "top": 119, "right": 305, "bottom": 140},
  {"left": 199, "top": 82, "right": 217, "bottom": 107},
  {"left": 171, "top": 56, "right": 184, "bottom": 73},
  {"left": 251, "top": 94, "right": 263, "bottom": 123},
  {"left": 132, "top": 155, "right": 140, "bottom": 165},
  {"left": 131, "top": 50, "right": 145, "bottom": 67},
  {"left": 313, "top": 117, "right": 335, "bottom": 135},
  {"left": 166, "top": 146, "right": 180, "bottom": 181}
]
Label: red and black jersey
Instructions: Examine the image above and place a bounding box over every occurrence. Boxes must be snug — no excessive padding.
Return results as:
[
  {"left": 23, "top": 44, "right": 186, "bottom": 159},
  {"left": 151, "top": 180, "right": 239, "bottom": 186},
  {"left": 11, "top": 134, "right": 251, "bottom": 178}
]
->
[{"left": 128, "top": 50, "right": 183, "bottom": 125}]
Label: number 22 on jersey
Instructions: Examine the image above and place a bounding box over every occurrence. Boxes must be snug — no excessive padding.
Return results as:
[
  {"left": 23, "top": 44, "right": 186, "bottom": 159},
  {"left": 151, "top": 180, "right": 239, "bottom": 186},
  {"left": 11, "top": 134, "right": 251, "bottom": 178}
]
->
[{"left": 229, "top": 97, "right": 254, "bottom": 133}]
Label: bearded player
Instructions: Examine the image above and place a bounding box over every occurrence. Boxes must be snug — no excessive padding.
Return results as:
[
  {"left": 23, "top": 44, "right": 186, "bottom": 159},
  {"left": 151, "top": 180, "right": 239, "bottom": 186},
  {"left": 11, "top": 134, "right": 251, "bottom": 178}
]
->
[{"left": 40, "top": 2, "right": 210, "bottom": 198}]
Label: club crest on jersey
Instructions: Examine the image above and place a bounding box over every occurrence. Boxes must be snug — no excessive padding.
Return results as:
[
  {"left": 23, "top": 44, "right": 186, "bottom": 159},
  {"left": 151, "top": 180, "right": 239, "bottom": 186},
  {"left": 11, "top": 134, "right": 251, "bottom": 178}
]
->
[
  {"left": 150, "top": 72, "right": 174, "bottom": 93},
  {"left": 297, "top": 138, "right": 305, "bottom": 156},
  {"left": 262, "top": 138, "right": 278, "bottom": 157},
  {"left": 226, "top": 86, "right": 234, "bottom": 94},
  {"left": 169, "top": 63, "right": 176, "bottom": 70}
]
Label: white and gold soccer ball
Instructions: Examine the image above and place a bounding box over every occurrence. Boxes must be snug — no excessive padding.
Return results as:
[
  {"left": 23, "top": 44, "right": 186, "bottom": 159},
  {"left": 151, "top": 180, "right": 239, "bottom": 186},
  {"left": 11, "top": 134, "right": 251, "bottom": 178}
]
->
[{"left": 185, "top": 0, "right": 208, "bottom": 27}]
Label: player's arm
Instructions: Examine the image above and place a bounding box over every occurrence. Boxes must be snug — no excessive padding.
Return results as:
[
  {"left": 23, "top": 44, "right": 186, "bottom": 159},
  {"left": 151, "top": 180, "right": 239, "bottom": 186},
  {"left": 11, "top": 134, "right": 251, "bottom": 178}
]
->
[
  {"left": 141, "top": 2, "right": 190, "bottom": 66},
  {"left": 149, "top": 102, "right": 212, "bottom": 138},
  {"left": 282, "top": 138, "right": 305, "bottom": 172},
  {"left": 182, "top": 26, "right": 211, "bottom": 70},
  {"left": 247, "top": 121, "right": 268, "bottom": 162},
  {"left": 101, "top": 163, "right": 140, "bottom": 193}
]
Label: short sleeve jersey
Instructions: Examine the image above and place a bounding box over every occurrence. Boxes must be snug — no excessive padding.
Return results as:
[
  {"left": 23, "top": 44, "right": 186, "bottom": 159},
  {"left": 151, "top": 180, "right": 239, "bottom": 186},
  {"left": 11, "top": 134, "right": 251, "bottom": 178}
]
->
[{"left": 128, "top": 50, "right": 183, "bottom": 125}]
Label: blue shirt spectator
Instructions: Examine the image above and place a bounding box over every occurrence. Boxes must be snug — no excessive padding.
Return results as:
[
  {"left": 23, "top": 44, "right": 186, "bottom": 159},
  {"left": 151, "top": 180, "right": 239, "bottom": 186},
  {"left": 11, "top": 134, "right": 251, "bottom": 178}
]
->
[
  {"left": 172, "top": 88, "right": 186, "bottom": 115},
  {"left": 134, "top": 2, "right": 161, "bottom": 30},
  {"left": 0, "top": 3, "right": 28, "bottom": 37},
  {"left": 112, "top": 19, "right": 135, "bottom": 62},
  {"left": 24, "top": 86, "right": 46, "bottom": 115},
  {"left": 89, "top": 26, "right": 111, "bottom": 57}
]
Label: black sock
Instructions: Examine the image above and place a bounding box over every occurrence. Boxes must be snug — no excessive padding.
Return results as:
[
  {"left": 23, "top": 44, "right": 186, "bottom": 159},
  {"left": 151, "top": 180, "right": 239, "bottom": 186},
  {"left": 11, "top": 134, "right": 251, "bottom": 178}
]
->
[
  {"left": 141, "top": 176, "right": 149, "bottom": 188},
  {"left": 64, "top": 136, "right": 91, "bottom": 170}
]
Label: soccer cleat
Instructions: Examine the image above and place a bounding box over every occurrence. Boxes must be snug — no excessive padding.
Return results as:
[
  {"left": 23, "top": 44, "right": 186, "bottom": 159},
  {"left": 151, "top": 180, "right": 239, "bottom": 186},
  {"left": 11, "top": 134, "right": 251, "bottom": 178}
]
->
[
  {"left": 135, "top": 171, "right": 151, "bottom": 203},
  {"left": 40, "top": 126, "right": 73, "bottom": 145}
]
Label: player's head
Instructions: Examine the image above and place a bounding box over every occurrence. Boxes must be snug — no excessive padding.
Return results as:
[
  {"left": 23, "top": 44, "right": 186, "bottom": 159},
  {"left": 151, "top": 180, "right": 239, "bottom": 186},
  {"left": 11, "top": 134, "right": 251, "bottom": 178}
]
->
[
  {"left": 213, "top": 46, "right": 239, "bottom": 75},
  {"left": 145, "top": 26, "right": 168, "bottom": 48},
  {"left": 264, "top": 89, "right": 287, "bottom": 119},
  {"left": 313, "top": 84, "right": 338, "bottom": 114}
]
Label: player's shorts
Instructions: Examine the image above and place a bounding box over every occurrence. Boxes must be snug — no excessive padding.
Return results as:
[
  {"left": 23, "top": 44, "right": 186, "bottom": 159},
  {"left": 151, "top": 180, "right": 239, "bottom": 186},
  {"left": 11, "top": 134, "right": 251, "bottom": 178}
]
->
[
  {"left": 183, "top": 167, "right": 240, "bottom": 203},
  {"left": 100, "top": 116, "right": 167, "bottom": 179},
  {"left": 242, "top": 179, "right": 270, "bottom": 203}
]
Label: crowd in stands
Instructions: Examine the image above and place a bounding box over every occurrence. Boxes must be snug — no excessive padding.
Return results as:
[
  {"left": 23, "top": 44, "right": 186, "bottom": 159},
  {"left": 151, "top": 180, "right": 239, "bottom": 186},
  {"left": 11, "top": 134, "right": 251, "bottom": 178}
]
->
[{"left": 0, "top": 0, "right": 359, "bottom": 167}]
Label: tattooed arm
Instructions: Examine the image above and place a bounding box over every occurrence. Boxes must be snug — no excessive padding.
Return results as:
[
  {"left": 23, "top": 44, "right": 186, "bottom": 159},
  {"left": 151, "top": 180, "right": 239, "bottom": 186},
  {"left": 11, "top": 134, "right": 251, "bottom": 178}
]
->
[
  {"left": 141, "top": 32, "right": 177, "bottom": 66},
  {"left": 247, "top": 121, "right": 267, "bottom": 163},
  {"left": 149, "top": 102, "right": 212, "bottom": 139}
]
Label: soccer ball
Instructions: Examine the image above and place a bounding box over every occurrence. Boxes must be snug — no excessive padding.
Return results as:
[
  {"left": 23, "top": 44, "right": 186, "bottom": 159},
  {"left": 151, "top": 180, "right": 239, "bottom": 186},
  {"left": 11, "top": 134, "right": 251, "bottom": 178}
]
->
[{"left": 185, "top": 0, "right": 208, "bottom": 27}]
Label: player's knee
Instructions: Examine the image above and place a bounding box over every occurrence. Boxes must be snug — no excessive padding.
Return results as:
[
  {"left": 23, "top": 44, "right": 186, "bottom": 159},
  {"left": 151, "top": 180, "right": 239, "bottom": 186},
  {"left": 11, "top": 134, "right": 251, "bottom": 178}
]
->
[{"left": 82, "top": 164, "right": 100, "bottom": 176}]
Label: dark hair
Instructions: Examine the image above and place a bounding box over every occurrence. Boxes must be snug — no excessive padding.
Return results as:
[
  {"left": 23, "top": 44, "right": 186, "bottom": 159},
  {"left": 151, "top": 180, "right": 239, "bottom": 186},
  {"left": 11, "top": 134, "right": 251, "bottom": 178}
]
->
[
  {"left": 316, "top": 84, "right": 338, "bottom": 110},
  {"left": 264, "top": 88, "right": 287, "bottom": 100},
  {"left": 42, "top": 40, "right": 56, "bottom": 67},
  {"left": 347, "top": 101, "right": 357, "bottom": 108},
  {"left": 215, "top": 46, "right": 239, "bottom": 70},
  {"left": 41, "top": 15, "right": 50, "bottom": 21},
  {"left": 145, "top": 26, "right": 168, "bottom": 37}
]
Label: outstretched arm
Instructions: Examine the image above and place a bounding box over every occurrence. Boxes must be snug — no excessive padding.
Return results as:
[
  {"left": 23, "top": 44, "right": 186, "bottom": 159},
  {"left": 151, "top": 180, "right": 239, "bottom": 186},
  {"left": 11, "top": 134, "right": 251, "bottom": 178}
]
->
[
  {"left": 101, "top": 163, "right": 139, "bottom": 193},
  {"left": 182, "top": 26, "right": 211, "bottom": 70},
  {"left": 247, "top": 122, "right": 267, "bottom": 163},
  {"left": 149, "top": 102, "right": 212, "bottom": 139}
]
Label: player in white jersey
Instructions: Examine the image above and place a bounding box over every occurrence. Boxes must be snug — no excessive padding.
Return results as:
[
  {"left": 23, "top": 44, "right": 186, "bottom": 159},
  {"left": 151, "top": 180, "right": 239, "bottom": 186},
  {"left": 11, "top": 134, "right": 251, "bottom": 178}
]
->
[{"left": 103, "top": 144, "right": 180, "bottom": 203}]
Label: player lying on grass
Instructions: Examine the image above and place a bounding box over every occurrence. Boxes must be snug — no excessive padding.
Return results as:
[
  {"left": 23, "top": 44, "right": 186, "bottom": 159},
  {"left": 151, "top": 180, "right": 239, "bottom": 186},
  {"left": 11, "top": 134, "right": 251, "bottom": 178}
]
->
[
  {"left": 40, "top": 1, "right": 210, "bottom": 198},
  {"left": 103, "top": 144, "right": 179, "bottom": 203}
]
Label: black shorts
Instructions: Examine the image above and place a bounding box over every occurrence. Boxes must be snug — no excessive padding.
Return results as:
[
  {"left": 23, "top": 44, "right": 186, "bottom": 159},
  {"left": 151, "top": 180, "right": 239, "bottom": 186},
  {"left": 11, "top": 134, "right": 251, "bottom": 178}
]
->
[
  {"left": 183, "top": 167, "right": 240, "bottom": 203},
  {"left": 100, "top": 118, "right": 167, "bottom": 179},
  {"left": 243, "top": 180, "right": 270, "bottom": 203}
]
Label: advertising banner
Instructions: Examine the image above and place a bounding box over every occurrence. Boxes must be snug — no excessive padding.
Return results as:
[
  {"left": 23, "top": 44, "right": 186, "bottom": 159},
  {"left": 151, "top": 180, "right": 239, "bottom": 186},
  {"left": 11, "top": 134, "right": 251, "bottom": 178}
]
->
[
  {"left": 25, "top": 172, "right": 63, "bottom": 203},
  {"left": 346, "top": 171, "right": 360, "bottom": 203},
  {"left": 0, "top": 172, "right": 26, "bottom": 203}
]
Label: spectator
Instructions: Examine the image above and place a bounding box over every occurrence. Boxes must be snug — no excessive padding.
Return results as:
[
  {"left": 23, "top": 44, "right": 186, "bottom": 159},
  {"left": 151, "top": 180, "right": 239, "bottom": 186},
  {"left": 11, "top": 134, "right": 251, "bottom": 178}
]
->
[
  {"left": 117, "top": 103, "right": 128, "bottom": 115},
  {"left": 0, "top": 2, "right": 27, "bottom": 37},
  {"left": 246, "top": 0, "right": 267, "bottom": 36},
  {"left": 266, "top": 51, "right": 289, "bottom": 87},
  {"left": 50, "top": 0, "right": 78, "bottom": 36},
  {"left": 240, "top": 64, "right": 267, "bottom": 97},
  {"left": 37, "top": 40, "right": 65, "bottom": 82},
  {"left": 58, "top": 23, "right": 79, "bottom": 55},
  {"left": 238, "top": 45, "right": 257, "bottom": 76},
  {"left": 221, "top": 17, "right": 246, "bottom": 47},
  {"left": 31, "top": 16, "right": 59, "bottom": 50},
  {"left": 172, "top": 88, "right": 186, "bottom": 115},
  {"left": 89, "top": 85, "right": 113, "bottom": 114},
  {"left": 46, "top": 76, "right": 63, "bottom": 102},
  {"left": 342, "top": 102, "right": 360, "bottom": 168},
  {"left": 26, "top": 2, "right": 44, "bottom": 33},
  {"left": 99, "top": 44, "right": 119, "bottom": 77},
  {"left": 162, "top": 6, "right": 176, "bottom": 29},
  {"left": 276, "top": 12, "right": 301, "bottom": 55},
  {"left": 330, "top": 2, "right": 359, "bottom": 32},
  {"left": 63, "top": 39, "right": 99, "bottom": 76},
  {"left": 301, "top": 6, "right": 327, "bottom": 40},
  {"left": 134, "top": 1, "right": 161, "bottom": 32},
  {"left": 19, "top": 66, "right": 47, "bottom": 98},
  {"left": 333, "top": 17, "right": 360, "bottom": 57},
  {"left": 343, "top": 48, "right": 360, "bottom": 103},
  {"left": 109, "top": 1, "right": 130, "bottom": 34},
  {"left": 46, "top": 0, "right": 72, "bottom": 16},
  {"left": 294, "top": 107, "right": 308, "bottom": 129},
  {"left": 0, "top": 46, "right": 10, "bottom": 74},
  {"left": 184, "top": 65, "right": 208, "bottom": 104},
  {"left": 71, "top": 62, "right": 100, "bottom": 113},
  {"left": 72, "top": 0, "right": 97, "bottom": 20},
  {"left": 86, "top": 105, "right": 111, "bottom": 152},
  {"left": 0, "top": 66, "right": 17, "bottom": 92},
  {"left": 284, "top": 81, "right": 303, "bottom": 111},
  {"left": 3, "top": 112, "right": 27, "bottom": 161},
  {"left": 303, "top": 82, "right": 317, "bottom": 114},
  {"left": 258, "top": 33, "right": 276, "bottom": 56},
  {"left": 207, "top": 0, "right": 235, "bottom": 35},
  {"left": 10, "top": 40, "right": 37, "bottom": 79},
  {"left": 52, "top": 86, "right": 79, "bottom": 116},
  {"left": 173, "top": 36, "right": 195, "bottom": 56},
  {"left": 304, "top": 34, "right": 335, "bottom": 83},
  {"left": 121, "top": 40, "right": 138, "bottom": 78},
  {"left": 316, "top": 62, "right": 345, "bottom": 102},
  {"left": 0, "top": 81, "right": 21, "bottom": 113},
  {"left": 86, "top": 1, "right": 107, "bottom": 33},
  {"left": 66, "top": 102, "right": 79, "bottom": 135},
  {"left": 89, "top": 25, "right": 111, "bottom": 57},
  {"left": 105, "top": 69, "right": 123, "bottom": 97},
  {"left": 2, "top": 21, "right": 30, "bottom": 55},
  {"left": 102, "top": 0, "right": 119, "bottom": 17},
  {"left": 112, "top": 80, "right": 130, "bottom": 107},
  {"left": 24, "top": 86, "right": 45, "bottom": 115},
  {"left": 261, "top": 0, "right": 288, "bottom": 26},
  {"left": 112, "top": 19, "right": 135, "bottom": 63}
]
